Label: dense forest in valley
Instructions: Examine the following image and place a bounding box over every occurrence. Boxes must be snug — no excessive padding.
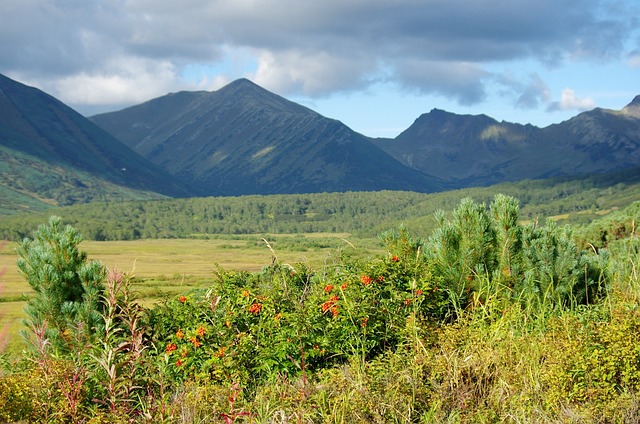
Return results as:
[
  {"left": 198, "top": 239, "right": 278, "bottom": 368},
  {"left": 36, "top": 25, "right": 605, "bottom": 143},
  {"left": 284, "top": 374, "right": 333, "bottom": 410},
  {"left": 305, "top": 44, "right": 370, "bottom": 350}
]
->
[{"left": 1, "top": 167, "right": 639, "bottom": 242}]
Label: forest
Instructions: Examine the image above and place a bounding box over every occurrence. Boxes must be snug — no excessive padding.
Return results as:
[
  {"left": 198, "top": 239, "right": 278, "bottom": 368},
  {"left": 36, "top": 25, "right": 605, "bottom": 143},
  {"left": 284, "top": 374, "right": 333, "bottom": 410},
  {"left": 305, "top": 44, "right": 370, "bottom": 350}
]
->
[{"left": 1, "top": 167, "right": 639, "bottom": 242}]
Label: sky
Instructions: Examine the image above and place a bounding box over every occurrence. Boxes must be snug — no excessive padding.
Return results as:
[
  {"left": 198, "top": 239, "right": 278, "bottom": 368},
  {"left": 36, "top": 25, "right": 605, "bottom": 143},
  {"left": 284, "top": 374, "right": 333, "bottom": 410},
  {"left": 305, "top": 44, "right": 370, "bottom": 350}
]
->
[{"left": 1, "top": 0, "right": 639, "bottom": 138}]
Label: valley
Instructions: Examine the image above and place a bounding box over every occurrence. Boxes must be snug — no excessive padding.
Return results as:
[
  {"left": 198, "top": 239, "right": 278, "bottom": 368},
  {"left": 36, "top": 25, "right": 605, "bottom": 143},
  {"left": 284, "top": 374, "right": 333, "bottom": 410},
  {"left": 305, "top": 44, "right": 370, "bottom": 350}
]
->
[{"left": 1, "top": 73, "right": 640, "bottom": 422}]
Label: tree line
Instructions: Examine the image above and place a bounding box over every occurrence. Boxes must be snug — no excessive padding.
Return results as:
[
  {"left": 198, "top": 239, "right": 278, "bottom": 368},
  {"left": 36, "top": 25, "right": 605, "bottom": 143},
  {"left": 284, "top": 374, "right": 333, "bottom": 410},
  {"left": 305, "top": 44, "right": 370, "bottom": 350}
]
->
[{"left": 0, "top": 168, "right": 638, "bottom": 242}]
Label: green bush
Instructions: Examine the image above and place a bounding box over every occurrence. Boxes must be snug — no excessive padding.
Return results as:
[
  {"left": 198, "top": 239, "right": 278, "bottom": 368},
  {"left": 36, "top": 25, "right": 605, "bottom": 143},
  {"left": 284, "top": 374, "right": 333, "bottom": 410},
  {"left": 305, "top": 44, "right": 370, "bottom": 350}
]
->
[
  {"left": 145, "top": 227, "right": 446, "bottom": 390},
  {"left": 426, "top": 195, "right": 608, "bottom": 313},
  {"left": 15, "top": 216, "right": 105, "bottom": 353},
  {"left": 542, "top": 297, "right": 640, "bottom": 418},
  {"left": 0, "top": 370, "right": 37, "bottom": 422}
]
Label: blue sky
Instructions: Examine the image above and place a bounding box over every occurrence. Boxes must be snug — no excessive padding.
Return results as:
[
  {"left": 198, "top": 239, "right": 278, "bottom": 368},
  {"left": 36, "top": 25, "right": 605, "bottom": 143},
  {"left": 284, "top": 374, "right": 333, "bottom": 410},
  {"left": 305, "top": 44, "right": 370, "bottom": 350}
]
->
[{"left": 1, "top": 0, "right": 639, "bottom": 137}]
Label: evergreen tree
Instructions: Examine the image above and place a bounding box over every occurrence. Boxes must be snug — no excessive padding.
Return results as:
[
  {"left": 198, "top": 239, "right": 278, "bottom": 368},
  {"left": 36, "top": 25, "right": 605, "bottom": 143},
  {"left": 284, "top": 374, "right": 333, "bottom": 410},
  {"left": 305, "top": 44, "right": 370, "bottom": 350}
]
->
[
  {"left": 16, "top": 216, "right": 105, "bottom": 352},
  {"left": 428, "top": 197, "right": 497, "bottom": 300},
  {"left": 427, "top": 195, "right": 607, "bottom": 311},
  {"left": 490, "top": 194, "right": 523, "bottom": 288},
  {"left": 519, "top": 219, "right": 595, "bottom": 307}
]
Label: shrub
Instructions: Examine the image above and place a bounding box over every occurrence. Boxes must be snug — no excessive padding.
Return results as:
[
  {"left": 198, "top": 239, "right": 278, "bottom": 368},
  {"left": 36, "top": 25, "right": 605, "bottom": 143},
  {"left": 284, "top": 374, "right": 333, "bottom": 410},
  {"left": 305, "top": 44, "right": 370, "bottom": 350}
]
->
[
  {"left": 2, "top": 197, "right": 633, "bottom": 422},
  {"left": 15, "top": 216, "right": 105, "bottom": 353},
  {"left": 146, "top": 228, "right": 445, "bottom": 390},
  {"left": 0, "top": 370, "right": 37, "bottom": 422},
  {"left": 542, "top": 296, "right": 640, "bottom": 419},
  {"left": 426, "top": 195, "right": 608, "bottom": 313}
]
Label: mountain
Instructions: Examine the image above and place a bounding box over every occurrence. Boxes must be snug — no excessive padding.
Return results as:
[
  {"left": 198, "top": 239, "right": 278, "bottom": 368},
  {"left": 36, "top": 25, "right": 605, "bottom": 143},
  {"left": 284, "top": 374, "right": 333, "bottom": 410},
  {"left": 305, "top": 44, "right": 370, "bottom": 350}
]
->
[
  {"left": 3, "top": 72, "right": 638, "bottom": 214},
  {"left": 0, "top": 74, "right": 196, "bottom": 212},
  {"left": 91, "top": 79, "right": 443, "bottom": 195},
  {"left": 372, "top": 98, "right": 640, "bottom": 187}
]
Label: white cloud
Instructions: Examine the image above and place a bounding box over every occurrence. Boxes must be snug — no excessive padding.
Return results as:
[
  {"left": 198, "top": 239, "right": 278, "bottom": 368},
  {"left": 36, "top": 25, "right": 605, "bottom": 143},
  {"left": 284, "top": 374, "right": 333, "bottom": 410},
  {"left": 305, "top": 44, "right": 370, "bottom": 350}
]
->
[
  {"left": 252, "top": 50, "right": 376, "bottom": 96},
  {"left": 1, "top": 0, "right": 637, "bottom": 112},
  {"left": 548, "top": 88, "right": 595, "bottom": 111},
  {"left": 52, "top": 57, "right": 176, "bottom": 105}
]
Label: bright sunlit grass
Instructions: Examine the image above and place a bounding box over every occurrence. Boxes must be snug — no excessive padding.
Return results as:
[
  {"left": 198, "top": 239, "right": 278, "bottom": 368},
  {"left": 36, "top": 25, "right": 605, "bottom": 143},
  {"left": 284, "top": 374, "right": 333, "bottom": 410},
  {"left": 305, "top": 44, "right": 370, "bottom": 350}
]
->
[{"left": 0, "top": 233, "right": 381, "bottom": 353}]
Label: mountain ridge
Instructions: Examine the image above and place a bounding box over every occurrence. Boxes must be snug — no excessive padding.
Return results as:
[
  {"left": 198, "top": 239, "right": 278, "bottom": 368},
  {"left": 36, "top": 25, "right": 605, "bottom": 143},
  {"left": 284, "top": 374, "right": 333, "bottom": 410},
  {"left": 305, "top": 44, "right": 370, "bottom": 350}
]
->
[
  {"left": 93, "top": 78, "right": 640, "bottom": 193},
  {"left": 371, "top": 96, "right": 640, "bottom": 187},
  {"left": 0, "top": 73, "right": 197, "bottom": 211},
  {"left": 91, "top": 78, "right": 444, "bottom": 195},
  {"left": 1, "top": 72, "right": 639, "bottom": 215}
]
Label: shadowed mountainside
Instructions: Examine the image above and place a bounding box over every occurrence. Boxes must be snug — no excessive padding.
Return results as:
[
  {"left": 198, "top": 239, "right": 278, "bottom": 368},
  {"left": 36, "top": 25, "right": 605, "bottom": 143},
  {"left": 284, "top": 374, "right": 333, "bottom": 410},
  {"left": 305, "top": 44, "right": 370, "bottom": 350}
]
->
[
  {"left": 0, "top": 73, "right": 196, "bottom": 210},
  {"left": 2, "top": 72, "right": 638, "bottom": 215},
  {"left": 91, "top": 79, "right": 443, "bottom": 195},
  {"left": 372, "top": 96, "right": 640, "bottom": 187}
]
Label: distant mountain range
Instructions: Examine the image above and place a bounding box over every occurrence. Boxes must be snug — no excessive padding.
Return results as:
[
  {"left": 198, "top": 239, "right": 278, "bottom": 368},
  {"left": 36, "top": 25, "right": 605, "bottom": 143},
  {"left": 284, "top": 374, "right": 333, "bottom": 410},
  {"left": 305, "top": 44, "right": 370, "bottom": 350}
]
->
[
  {"left": 90, "top": 79, "right": 442, "bottom": 195},
  {"left": 0, "top": 73, "right": 195, "bottom": 212},
  {"left": 1, "top": 72, "right": 639, "bottom": 214},
  {"left": 372, "top": 97, "right": 640, "bottom": 187}
]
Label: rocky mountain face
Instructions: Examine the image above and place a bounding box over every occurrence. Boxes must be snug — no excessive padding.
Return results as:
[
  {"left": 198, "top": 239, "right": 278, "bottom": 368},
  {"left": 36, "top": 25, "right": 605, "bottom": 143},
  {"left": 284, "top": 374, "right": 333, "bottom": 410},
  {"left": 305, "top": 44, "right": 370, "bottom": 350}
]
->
[
  {"left": 0, "top": 73, "right": 195, "bottom": 206},
  {"left": 372, "top": 98, "right": 640, "bottom": 187},
  {"left": 91, "top": 79, "right": 443, "bottom": 195}
]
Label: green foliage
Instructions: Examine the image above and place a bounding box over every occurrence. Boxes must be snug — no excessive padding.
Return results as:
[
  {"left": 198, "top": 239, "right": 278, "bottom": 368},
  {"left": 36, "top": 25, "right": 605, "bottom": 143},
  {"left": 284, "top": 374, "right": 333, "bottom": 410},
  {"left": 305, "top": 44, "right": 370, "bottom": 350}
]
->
[
  {"left": 1, "top": 167, "right": 639, "bottom": 241},
  {"left": 0, "top": 197, "right": 638, "bottom": 422},
  {"left": 518, "top": 219, "right": 604, "bottom": 307},
  {"left": 15, "top": 216, "right": 105, "bottom": 353},
  {"left": 146, "top": 241, "right": 444, "bottom": 391},
  {"left": 574, "top": 200, "right": 640, "bottom": 252},
  {"left": 541, "top": 297, "right": 640, "bottom": 419},
  {"left": 0, "top": 145, "right": 169, "bottom": 216},
  {"left": 86, "top": 268, "right": 155, "bottom": 417},
  {"left": 427, "top": 195, "right": 607, "bottom": 313},
  {"left": 0, "top": 370, "right": 37, "bottom": 422}
]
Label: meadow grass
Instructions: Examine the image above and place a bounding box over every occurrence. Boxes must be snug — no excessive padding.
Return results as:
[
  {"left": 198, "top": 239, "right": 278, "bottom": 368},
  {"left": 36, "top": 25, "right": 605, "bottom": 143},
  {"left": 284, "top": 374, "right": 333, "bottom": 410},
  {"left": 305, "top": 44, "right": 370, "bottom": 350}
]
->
[
  {"left": 0, "top": 301, "right": 25, "bottom": 354},
  {"left": 0, "top": 234, "right": 375, "bottom": 296},
  {"left": 0, "top": 233, "right": 381, "bottom": 353}
]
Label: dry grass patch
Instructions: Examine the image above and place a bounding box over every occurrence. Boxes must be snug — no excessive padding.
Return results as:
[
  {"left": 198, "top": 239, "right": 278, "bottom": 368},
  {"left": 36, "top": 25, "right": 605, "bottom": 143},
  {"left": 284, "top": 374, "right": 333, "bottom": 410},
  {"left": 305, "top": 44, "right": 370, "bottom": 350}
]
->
[
  {"left": 0, "top": 301, "right": 26, "bottom": 354},
  {"left": 0, "top": 233, "right": 377, "bottom": 353}
]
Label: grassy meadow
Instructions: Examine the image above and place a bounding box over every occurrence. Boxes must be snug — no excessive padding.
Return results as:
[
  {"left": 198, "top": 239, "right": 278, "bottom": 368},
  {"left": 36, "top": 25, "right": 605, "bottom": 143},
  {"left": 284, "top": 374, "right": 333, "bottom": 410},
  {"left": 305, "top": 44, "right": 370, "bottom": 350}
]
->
[{"left": 0, "top": 233, "right": 380, "bottom": 354}]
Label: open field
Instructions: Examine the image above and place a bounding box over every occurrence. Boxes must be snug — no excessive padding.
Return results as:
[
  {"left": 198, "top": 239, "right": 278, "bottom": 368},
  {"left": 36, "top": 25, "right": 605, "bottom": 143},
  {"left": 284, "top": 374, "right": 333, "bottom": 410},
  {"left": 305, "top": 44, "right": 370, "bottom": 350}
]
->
[
  {"left": 0, "top": 301, "right": 25, "bottom": 354},
  {"left": 0, "top": 233, "right": 381, "bottom": 353},
  {"left": 0, "top": 233, "right": 378, "bottom": 297}
]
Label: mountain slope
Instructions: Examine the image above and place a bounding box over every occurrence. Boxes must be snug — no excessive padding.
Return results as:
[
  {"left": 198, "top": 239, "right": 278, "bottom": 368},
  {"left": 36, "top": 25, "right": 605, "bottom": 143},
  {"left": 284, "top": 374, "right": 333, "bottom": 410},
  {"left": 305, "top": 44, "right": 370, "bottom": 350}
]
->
[
  {"left": 543, "top": 99, "right": 640, "bottom": 173},
  {"left": 0, "top": 73, "right": 196, "bottom": 209},
  {"left": 91, "top": 79, "right": 443, "bottom": 195},
  {"left": 372, "top": 97, "right": 640, "bottom": 187},
  {"left": 374, "top": 109, "right": 543, "bottom": 186}
]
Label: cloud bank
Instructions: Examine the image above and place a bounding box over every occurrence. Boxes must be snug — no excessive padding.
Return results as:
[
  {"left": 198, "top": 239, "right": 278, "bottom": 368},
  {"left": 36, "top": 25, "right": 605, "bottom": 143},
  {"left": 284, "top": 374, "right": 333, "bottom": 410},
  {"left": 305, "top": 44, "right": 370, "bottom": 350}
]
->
[{"left": 1, "top": 0, "right": 637, "bottom": 114}]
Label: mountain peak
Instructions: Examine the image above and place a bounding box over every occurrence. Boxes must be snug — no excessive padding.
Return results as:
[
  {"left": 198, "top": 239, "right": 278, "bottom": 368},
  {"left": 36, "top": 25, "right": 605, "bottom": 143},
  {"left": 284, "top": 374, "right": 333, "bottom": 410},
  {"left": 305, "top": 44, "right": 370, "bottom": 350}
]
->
[
  {"left": 91, "top": 77, "right": 441, "bottom": 195},
  {"left": 218, "top": 78, "right": 267, "bottom": 95},
  {"left": 216, "top": 77, "right": 313, "bottom": 115},
  {"left": 622, "top": 95, "right": 640, "bottom": 118},
  {"left": 224, "top": 78, "right": 260, "bottom": 89}
]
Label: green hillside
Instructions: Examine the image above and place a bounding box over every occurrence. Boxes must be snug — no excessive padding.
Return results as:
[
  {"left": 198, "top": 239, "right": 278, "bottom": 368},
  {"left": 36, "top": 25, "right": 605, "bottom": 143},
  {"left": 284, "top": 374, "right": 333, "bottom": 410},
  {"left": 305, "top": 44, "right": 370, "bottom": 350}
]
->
[
  {"left": 0, "top": 73, "right": 197, "bottom": 213},
  {"left": 1, "top": 167, "right": 638, "bottom": 241},
  {"left": 0, "top": 145, "right": 170, "bottom": 214}
]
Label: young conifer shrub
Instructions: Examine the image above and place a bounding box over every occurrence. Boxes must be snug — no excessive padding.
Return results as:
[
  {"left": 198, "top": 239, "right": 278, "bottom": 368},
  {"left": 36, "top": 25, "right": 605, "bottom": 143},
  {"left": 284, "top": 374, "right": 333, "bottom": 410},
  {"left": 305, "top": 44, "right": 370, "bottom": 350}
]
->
[
  {"left": 16, "top": 216, "right": 105, "bottom": 353},
  {"left": 427, "top": 195, "right": 608, "bottom": 313}
]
